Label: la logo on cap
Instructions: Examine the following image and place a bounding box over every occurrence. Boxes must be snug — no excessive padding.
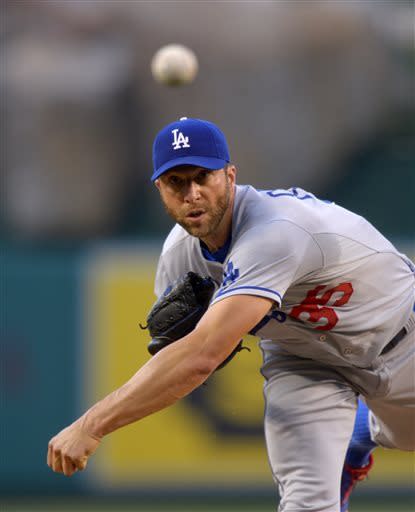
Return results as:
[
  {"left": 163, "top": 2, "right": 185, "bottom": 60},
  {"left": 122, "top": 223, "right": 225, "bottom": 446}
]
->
[{"left": 171, "top": 128, "right": 190, "bottom": 150}]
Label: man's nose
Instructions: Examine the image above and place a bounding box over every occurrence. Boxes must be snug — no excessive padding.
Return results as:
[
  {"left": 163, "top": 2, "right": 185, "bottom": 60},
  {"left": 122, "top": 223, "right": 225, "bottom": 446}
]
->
[{"left": 184, "top": 181, "right": 201, "bottom": 201}]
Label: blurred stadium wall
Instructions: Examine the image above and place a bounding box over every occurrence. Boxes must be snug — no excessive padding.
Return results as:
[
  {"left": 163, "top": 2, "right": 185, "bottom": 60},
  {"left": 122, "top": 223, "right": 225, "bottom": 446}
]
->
[{"left": 1, "top": 0, "right": 414, "bottom": 504}]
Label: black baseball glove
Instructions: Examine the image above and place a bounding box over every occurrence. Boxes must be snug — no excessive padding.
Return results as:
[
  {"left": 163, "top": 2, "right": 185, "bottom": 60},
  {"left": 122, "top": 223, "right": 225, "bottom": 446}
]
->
[{"left": 141, "top": 271, "right": 249, "bottom": 370}]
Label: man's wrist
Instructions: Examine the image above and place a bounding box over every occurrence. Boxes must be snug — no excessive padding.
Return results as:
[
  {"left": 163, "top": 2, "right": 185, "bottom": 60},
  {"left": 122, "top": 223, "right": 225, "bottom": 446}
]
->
[{"left": 76, "top": 412, "right": 105, "bottom": 440}]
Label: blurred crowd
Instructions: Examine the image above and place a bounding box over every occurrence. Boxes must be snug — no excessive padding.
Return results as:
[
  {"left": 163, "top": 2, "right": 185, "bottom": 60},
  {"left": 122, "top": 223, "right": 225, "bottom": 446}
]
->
[{"left": 1, "top": 0, "right": 414, "bottom": 240}]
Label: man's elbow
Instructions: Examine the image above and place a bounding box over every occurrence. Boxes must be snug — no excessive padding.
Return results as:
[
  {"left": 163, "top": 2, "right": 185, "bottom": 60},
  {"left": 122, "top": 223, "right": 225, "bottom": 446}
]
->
[
  {"left": 191, "top": 355, "right": 218, "bottom": 379},
  {"left": 169, "top": 356, "right": 217, "bottom": 400}
]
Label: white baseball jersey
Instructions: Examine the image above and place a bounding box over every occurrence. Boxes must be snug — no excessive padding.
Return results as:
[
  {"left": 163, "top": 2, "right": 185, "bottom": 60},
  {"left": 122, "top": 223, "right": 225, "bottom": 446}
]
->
[{"left": 155, "top": 185, "right": 415, "bottom": 368}]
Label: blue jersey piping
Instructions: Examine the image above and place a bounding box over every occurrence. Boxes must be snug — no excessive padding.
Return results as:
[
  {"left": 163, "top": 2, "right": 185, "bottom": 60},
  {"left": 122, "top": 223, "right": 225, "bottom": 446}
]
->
[{"left": 216, "top": 285, "right": 282, "bottom": 302}]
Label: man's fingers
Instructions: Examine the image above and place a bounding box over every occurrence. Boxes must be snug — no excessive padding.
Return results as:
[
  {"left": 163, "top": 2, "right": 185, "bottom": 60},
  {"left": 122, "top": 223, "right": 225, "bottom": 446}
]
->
[
  {"left": 62, "top": 455, "right": 78, "bottom": 477},
  {"left": 75, "top": 456, "right": 88, "bottom": 471},
  {"left": 48, "top": 445, "right": 84, "bottom": 476},
  {"left": 47, "top": 442, "right": 53, "bottom": 467},
  {"left": 52, "top": 452, "right": 63, "bottom": 473}
]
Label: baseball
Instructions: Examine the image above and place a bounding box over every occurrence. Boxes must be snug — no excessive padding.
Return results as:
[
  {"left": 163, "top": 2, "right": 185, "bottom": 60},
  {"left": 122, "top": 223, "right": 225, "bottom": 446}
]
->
[{"left": 151, "top": 44, "right": 198, "bottom": 86}]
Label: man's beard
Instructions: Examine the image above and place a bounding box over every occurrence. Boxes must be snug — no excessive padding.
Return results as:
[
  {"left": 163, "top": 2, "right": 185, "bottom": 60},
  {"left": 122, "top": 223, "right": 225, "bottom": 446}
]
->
[{"left": 163, "top": 177, "right": 231, "bottom": 239}]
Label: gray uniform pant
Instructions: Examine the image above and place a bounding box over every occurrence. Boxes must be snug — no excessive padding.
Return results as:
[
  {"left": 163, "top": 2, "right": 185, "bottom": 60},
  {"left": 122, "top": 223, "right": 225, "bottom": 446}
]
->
[{"left": 261, "top": 314, "right": 415, "bottom": 512}]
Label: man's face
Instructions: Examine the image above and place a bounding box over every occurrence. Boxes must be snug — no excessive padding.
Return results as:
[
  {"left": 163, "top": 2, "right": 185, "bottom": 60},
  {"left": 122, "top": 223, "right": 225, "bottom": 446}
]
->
[{"left": 155, "top": 165, "right": 236, "bottom": 240}]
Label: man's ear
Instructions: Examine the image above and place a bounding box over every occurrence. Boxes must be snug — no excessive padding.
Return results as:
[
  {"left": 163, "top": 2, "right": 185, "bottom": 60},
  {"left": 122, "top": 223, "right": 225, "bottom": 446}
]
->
[
  {"left": 227, "top": 165, "right": 237, "bottom": 184},
  {"left": 154, "top": 178, "right": 161, "bottom": 191}
]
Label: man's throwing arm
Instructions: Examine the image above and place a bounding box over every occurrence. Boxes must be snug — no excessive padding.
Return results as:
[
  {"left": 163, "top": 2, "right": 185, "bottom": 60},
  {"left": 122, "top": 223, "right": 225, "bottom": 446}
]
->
[{"left": 47, "top": 293, "right": 273, "bottom": 476}]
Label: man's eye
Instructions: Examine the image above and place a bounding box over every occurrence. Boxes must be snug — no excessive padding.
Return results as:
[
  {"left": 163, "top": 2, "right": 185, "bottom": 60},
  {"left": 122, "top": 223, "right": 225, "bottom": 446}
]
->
[
  {"left": 195, "top": 171, "right": 209, "bottom": 183},
  {"left": 169, "top": 176, "right": 182, "bottom": 186}
]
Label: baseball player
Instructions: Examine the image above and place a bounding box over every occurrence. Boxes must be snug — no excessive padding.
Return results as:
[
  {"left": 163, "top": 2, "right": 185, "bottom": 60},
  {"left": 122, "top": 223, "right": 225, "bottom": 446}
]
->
[{"left": 47, "top": 118, "right": 415, "bottom": 512}]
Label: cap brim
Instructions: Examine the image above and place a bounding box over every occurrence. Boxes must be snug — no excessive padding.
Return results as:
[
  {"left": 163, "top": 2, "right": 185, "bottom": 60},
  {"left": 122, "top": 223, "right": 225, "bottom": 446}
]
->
[{"left": 151, "top": 156, "right": 228, "bottom": 181}]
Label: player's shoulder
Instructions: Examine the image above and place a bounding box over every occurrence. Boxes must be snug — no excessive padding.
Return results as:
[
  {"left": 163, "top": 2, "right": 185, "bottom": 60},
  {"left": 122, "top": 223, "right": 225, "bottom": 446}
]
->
[
  {"left": 235, "top": 184, "right": 323, "bottom": 216},
  {"left": 234, "top": 184, "right": 323, "bottom": 234},
  {"left": 235, "top": 184, "right": 402, "bottom": 258}
]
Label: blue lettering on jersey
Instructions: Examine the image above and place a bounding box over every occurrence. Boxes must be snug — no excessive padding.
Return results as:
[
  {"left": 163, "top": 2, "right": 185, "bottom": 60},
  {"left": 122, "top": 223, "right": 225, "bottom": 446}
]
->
[
  {"left": 264, "top": 187, "right": 332, "bottom": 204},
  {"left": 406, "top": 258, "right": 415, "bottom": 274},
  {"left": 266, "top": 187, "right": 314, "bottom": 200},
  {"left": 163, "top": 284, "right": 173, "bottom": 296},
  {"left": 222, "top": 261, "right": 240, "bottom": 288},
  {"left": 249, "top": 309, "right": 287, "bottom": 335}
]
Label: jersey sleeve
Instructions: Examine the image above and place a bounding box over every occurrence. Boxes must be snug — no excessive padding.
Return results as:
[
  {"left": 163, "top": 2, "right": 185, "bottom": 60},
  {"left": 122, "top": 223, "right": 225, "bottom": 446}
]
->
[{"left": 211, "top": 220, "right": 322, "bottom": 307}]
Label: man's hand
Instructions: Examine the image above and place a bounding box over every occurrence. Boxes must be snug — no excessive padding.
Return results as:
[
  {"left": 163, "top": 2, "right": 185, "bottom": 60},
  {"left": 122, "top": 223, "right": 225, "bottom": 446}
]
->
[{"left": 47, "top": 421, "right": 101, "bottom": 476}]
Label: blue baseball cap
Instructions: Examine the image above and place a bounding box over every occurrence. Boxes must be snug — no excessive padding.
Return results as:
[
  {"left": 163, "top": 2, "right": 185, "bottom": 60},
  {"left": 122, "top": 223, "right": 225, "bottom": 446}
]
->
[{"left": 151, "top": 117, "right": 230, "bottom": 181}]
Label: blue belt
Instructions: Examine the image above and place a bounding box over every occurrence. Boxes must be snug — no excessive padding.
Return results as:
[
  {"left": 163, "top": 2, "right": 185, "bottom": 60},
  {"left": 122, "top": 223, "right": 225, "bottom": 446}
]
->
[{"left": 380, "top": 326, "right": 408, "bottom": 355}]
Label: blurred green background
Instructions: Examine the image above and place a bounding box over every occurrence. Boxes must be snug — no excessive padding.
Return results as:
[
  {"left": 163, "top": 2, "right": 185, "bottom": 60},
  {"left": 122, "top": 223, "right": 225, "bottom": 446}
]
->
[{"left": 1, "top": 1, "right": 414, "bottom": 511}]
